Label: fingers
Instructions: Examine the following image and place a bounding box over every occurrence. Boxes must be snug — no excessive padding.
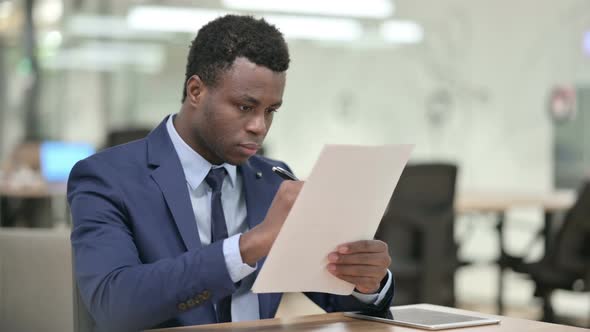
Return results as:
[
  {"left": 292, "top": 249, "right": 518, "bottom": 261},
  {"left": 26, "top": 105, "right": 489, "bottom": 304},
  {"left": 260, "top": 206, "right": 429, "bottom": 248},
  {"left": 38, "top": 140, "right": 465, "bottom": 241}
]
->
[
  {"left": 331, "top": 274, "right": 381, "bottom": 294},
  {"left": 329, "top": 240, "right": 391, "bottom": 273},
  {"left": 337, "top": 240, "right": 388, "bottom": 254},
  {"left": 328, "top": 251, "right": 391, "bottom": 267},
  {"left": 328, "top": 240, "right": 391, "bottom": 293},
  {"left": 328, "top": 263, "right": 386, "bottom": 278}
]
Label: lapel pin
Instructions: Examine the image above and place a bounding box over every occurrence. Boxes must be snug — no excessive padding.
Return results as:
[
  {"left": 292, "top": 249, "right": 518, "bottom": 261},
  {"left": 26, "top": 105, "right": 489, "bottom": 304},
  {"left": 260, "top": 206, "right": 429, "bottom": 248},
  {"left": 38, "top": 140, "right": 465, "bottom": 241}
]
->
[{"left": 255, "top": 171, "right": 263, "bottom": 179}]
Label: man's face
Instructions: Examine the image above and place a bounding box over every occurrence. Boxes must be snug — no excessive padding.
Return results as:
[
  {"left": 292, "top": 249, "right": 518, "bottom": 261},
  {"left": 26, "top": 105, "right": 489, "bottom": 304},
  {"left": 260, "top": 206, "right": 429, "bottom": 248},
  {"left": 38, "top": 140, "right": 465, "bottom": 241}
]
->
[{"left": 186, "top": 57, "right": 286, "bottom": 165}]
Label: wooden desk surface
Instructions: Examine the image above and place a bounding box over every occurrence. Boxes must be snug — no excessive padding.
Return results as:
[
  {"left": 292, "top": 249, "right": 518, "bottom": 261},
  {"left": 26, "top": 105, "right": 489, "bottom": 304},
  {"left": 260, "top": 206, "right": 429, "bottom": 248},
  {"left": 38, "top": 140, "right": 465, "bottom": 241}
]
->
[
  {"left": 456, "top": 190, "right": 576, "bottom": 213},
  {"left": 0, "top": 182, "right": 67, "bottom": 198},
  {"left": 148, "top": 304, "right": 586, "bottom": 332}
]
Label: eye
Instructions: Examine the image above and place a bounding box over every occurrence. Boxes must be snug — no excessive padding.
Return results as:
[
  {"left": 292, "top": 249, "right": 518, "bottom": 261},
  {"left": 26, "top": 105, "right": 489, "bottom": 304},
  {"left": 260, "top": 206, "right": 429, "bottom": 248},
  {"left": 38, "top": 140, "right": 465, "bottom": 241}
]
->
[
  {"left": 239, "top": 105, "right": 254, "bottom": 112},
  {"left": 266, "top": 108, "right": 278, "bottom": 114}
]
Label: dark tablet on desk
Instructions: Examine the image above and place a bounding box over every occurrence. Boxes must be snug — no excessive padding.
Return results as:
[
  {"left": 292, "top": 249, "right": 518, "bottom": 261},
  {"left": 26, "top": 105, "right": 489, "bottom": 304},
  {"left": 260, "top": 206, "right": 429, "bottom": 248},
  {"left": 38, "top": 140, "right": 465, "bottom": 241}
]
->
[{"left": 344, "top": 306, "right": 500, "bottom": 330}]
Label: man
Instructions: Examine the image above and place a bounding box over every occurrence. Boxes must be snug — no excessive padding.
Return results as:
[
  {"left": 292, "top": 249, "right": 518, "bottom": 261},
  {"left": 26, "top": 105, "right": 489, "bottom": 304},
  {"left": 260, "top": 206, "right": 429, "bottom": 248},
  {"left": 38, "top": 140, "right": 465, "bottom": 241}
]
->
[{"left": 69, "top": 15, "right": 393, "bottom": 332}]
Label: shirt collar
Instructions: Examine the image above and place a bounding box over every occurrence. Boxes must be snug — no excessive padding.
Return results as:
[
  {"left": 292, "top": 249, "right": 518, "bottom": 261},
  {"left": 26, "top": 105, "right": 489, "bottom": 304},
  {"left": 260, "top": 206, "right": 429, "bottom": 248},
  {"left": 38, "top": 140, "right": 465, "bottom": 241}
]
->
[{"left": 166, "top": 114, "right": 236, "bottom": 190}]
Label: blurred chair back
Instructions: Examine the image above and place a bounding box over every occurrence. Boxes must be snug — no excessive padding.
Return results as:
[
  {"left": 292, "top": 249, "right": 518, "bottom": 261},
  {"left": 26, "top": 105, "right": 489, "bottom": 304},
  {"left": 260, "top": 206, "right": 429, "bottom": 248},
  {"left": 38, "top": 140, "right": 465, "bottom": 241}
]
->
[
  {"left": 375, "top": 163, "right": 458, "bottom": 306},
  {"left": 520, "top": 181, "right": 590, "bottom": 324},
  {"left": 552, "top": 181, "right": 590, "bottom": 273},
  {"left": 104, "top": 128, "right": 151, "bottom": 149},
  {"left": 72, "top": 258, "right": 95, "bottom": 332},
  {"left": 0, "top": 229, "right": 73, "bottom": 332}
]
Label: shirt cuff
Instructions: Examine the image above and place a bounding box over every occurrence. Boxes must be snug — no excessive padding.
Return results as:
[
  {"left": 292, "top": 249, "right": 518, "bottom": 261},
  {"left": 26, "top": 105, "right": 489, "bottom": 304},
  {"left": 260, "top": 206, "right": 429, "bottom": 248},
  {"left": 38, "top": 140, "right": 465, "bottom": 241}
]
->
[
  {"left": 351, "top": 270, "right": 393, "bottom": 305},
  {"left": 222, "top": 234, "right": 257, "bottom": 283}
]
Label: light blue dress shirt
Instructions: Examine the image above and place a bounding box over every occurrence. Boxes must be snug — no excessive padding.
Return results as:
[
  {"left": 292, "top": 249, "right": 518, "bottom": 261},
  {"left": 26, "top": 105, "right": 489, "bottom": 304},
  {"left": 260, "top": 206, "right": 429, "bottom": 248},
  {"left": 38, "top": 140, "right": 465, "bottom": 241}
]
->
[{"left": 166, "top": 114, "right": 391, "bottom": 322}]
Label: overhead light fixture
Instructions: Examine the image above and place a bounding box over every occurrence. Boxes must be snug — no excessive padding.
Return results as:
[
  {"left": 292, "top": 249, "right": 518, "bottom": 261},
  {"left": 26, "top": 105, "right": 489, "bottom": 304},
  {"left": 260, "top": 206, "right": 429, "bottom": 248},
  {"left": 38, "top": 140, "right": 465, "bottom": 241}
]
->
[
  {"left": 127, "top": 6, "right": 226, "bottom": 33},
  {"left": 127, "top": 6, "right": 363, "bottom": 42},
  {"left": 68, "top": 14, "right": 168, "bottom": 40},
  {"left": 42, "top": 41, "right": 165, "bottom": 73},
  {"left": 266, "top": 15, "right": 362, "bottom": 41},
  {"left": 380, "top": 20, "right": 423, "bottom": 44},
  {"left": 222, "top": 0, "right": 394, "bottom": 19},
  {"left": 0, "top": 1, "right": 13, "bottom": 21},
  {"left": 34, "top": 0, "right": 63, "bottom": 25}
]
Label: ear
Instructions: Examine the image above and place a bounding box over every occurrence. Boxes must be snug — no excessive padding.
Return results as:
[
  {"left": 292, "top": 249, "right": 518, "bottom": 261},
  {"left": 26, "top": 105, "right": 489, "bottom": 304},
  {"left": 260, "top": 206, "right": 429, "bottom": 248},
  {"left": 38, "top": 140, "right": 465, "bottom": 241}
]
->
[{"left": 186, "top": 75, "right": 206, "bottom": 107}]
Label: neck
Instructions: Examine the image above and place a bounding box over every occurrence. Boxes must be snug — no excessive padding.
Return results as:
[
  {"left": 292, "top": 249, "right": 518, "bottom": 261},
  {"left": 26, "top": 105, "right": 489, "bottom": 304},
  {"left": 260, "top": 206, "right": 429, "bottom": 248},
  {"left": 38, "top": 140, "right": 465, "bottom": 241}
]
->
[
  {"left": 174, "top": 105, "right": 223, "bottom": 165},
  {"left": 173, "top": 105, "right": 195, "bottom": 149}
]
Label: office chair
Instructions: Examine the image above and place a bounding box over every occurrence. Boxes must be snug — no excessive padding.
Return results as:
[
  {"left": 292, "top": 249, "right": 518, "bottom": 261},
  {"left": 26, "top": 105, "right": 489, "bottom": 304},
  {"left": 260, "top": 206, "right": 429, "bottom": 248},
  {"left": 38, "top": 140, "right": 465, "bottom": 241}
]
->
[
  {"left": 104, "top": 128, "right": 151, "bottom": 149},
  {"left": 504, "top": 182, "right": 590, "bottom": 325},
  {"left": 375, "top": 163, "right": 459, "bottom": 306},
  {"left": 0, "top": 229, "right": 73, "bottom": 331}
]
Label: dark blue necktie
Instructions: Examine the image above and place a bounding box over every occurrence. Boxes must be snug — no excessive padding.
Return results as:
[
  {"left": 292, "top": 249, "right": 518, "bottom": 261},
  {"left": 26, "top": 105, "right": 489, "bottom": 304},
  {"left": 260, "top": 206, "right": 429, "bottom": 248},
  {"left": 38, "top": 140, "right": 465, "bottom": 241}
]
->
[{"left": 205, "top": 167, "right": 232, "bottom": 323}]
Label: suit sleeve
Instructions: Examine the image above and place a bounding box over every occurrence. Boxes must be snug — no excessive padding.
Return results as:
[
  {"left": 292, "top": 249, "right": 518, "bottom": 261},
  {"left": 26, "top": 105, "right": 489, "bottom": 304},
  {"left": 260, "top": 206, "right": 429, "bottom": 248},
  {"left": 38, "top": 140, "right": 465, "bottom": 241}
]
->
[
  {"left": 68, "top": 158, "right": 236, "bottom": 332},
  {"left": 304, "top": 276, "right": 394, "bottom": 314}
]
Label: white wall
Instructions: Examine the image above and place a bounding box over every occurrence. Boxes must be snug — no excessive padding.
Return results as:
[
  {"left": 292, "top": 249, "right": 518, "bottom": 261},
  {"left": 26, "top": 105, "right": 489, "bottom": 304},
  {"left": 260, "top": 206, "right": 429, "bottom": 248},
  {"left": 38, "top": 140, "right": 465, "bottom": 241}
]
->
[
  {"left": 267, "top": 0, "right": 590, "bottom": 192},
  {"left": 5, "top": 0, "right": 587, "bottom": 194},
  {"left": 2, "top": 0, "right": 589, "bottom": 191}
]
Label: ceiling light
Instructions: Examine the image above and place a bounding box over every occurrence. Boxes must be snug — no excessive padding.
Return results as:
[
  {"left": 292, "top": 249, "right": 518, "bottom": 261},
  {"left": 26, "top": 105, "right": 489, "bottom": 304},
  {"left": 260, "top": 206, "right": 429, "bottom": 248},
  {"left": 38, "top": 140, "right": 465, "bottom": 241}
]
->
[
  {"left": 42, "top": 41, "right": 164, "bottom": 73},
  {"left": 0, "top": 1, "right": 13, "bottom": 20},
  {"left": 127, "top": 6, "right": 226, "bottom": 33},
  {"left": 266, "top": 15, "right": 362, "bottom": 41},
  {"left": 380, "top": 20, "right": 423, "bottom": 44},
  {"left": 127, "top": 6, "right": 363, "bottom": 42},
  {"left": 222, "top": 0, "right": 394, "bottom": 19},
  {"left": 34, "top": 0, "right": 63, "bottom": 25},
  {"left": 68, "top": 14, "right": 168, "bottom": 40}
]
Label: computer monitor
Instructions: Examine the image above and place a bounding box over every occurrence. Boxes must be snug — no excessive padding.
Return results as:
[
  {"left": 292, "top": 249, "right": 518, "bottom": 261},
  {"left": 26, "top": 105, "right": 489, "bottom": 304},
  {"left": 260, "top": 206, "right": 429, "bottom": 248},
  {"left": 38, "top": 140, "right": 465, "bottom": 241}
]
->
[{"left": 40, "top": 141, "right": 95, "bottom": 182}]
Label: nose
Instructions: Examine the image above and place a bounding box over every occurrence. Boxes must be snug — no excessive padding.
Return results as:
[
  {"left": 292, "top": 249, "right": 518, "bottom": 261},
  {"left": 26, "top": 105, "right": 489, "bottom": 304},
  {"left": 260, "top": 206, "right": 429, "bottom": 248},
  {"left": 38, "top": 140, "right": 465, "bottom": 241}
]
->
[{"left": 245, "top": 113, "right": 267, "bottom": 136}]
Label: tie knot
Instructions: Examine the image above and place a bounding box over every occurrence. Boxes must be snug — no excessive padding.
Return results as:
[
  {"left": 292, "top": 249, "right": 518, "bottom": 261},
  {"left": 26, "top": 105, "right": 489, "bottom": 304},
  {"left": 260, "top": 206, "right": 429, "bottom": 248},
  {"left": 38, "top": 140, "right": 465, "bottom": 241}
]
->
[{"left": 205, "top": 167, "right": 227, "bottom": 193}]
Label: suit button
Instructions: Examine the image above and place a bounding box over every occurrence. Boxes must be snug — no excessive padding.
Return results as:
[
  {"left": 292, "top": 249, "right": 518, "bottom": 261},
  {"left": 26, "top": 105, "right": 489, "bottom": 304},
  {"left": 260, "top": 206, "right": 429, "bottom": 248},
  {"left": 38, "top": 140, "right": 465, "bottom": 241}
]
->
[
  {"left": 187, "top": 299, "right": 195, "bottom": 307},
  {"left": 202, "top": 290, "right": 210, "bottom": 299},
  {"left": 178, "top": 303, "right": 187, "bottom": 311},
  {"left": 194, "top": 297, "right": 202, "bottom": 305}
]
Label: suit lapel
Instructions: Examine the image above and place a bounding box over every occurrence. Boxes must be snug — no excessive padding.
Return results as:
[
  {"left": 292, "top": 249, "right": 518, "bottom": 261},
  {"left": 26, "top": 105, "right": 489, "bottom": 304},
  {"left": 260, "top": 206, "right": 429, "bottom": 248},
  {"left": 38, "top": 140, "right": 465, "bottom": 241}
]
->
[
  {"left": 147, "top": 118, "right": 201, "bottom": 251},
  {"left": 239, "top": 161, "right": 283, "bottom": 318},
  {"left": 240, "top": 161, "right": 269, "bottom": 231}
]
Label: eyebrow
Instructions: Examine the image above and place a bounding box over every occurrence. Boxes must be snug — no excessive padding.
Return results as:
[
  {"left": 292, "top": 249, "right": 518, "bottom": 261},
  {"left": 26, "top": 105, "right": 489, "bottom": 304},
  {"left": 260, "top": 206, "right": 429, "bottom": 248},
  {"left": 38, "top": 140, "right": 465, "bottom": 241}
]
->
[
  {"left": 239, "top": 94, "right": 282, "bottom": 108},
  {"left": 240, "top": 95, "right": 260, "bottom": 105}
]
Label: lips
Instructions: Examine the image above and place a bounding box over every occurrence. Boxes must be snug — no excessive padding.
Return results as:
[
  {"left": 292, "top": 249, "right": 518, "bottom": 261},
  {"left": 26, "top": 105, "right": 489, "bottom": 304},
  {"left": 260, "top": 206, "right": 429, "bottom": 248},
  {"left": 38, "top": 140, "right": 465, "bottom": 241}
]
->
[{"left": 238, "top": 143, "right": 260, "bottom": 155}]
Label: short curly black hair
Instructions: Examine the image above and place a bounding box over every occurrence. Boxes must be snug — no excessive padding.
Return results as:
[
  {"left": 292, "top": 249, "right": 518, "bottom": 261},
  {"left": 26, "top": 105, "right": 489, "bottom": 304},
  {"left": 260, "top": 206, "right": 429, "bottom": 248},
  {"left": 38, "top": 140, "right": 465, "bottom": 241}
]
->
[{"left": 181, "top": 15, "right": 290, "bottom": 102}]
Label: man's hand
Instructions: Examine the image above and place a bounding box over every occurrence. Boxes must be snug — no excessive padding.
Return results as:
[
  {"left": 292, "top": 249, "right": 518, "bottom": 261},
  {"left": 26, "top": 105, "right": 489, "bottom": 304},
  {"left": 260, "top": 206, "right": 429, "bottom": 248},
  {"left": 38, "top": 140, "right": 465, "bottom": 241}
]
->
[
  {"left": 240, "top": 180, "right": 303, "bottom": 265},
  {"left": 327, "top": 240, "right": 391, "bottom": 294}
]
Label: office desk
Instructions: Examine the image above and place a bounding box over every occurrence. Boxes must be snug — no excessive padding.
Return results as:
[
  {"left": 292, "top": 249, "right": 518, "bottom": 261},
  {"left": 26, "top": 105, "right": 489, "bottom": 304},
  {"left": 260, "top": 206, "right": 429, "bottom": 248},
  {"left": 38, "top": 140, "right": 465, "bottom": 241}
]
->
[
  {"left": 0, "top": 182, "right": 67, "bottom": 198},
  {"left": 0, "top": 182, "right": 67, "bottom": 227},
  {"left": 148, "top": 304, "right": 586, "bottom": 332},
  {"left": 456, "top": 190, "right": 575, "bottom": 214},
  {"left": 455, "top": 190, "right": 576, "bottom": 314}
]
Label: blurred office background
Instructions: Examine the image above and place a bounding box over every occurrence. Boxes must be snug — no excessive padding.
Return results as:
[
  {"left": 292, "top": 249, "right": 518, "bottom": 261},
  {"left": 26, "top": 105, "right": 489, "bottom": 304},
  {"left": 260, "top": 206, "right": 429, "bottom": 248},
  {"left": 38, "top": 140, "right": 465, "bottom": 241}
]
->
[{"left": 0, "top": 0, "right": 589, "bottom": 331}]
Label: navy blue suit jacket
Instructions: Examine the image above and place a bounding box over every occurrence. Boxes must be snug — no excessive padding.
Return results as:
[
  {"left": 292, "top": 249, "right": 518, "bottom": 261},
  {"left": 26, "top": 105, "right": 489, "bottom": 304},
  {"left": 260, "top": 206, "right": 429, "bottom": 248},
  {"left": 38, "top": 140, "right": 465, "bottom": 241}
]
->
[{"left": 68, "top": 118, "right": 392, "bottom": 331}]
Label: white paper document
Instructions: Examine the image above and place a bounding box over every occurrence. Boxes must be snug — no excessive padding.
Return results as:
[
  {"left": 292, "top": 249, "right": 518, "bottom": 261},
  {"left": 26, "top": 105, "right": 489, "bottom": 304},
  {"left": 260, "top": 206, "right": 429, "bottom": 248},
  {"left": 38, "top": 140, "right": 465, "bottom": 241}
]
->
[{"left": 252, "top": 144, "right": 414, "bottom": 295}]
